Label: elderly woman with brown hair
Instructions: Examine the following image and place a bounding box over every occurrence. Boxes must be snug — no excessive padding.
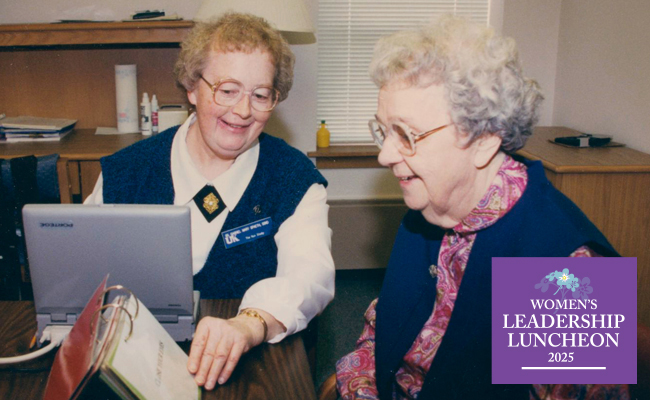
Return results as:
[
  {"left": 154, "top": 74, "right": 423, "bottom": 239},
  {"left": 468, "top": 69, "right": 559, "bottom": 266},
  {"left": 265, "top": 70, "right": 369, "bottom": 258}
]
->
[
  {"left": 335, "top": 15, "right": 626, "bottom": 400},
  {"left": 86, "top": 13, "right": 334, "bottom": 390}
]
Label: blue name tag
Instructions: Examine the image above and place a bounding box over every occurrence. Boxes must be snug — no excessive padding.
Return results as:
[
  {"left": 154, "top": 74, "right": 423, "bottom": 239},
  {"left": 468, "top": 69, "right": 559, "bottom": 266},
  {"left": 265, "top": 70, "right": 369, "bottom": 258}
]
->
[{"left": 222, "top": 217, "right": 273, "bottom": 249}]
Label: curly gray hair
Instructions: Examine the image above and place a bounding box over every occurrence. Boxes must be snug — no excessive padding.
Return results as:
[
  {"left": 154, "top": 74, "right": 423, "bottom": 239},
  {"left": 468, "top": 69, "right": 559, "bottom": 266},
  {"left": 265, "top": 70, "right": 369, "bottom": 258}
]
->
[
  {"left": 174, "top": 12, "right": 295, "bottom": 102},
  {"left": 369, "top": 15, "right": 543, "bottom": 152}
]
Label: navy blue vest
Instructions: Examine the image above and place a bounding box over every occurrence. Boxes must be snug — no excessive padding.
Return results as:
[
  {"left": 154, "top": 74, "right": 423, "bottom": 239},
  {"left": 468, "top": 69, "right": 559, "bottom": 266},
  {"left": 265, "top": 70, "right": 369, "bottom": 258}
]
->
[
  {"left": 101, "top": 126, "right": 327, "bottom": 299},
  {"left": 375, "top": 160, "right": 617, "bottom": 399}
]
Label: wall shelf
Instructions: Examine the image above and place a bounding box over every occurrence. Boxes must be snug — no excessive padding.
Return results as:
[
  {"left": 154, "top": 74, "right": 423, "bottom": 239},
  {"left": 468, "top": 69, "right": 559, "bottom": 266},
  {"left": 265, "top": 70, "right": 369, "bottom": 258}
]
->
[
  {"left": 307, "top": 145, "right": 381, "bottom": 169},
  {"left": 0, "top": 22, "right": 191, "bottom": 131},
  {"left": 0, "top": 21, "right": 194, "bottom": 47}
]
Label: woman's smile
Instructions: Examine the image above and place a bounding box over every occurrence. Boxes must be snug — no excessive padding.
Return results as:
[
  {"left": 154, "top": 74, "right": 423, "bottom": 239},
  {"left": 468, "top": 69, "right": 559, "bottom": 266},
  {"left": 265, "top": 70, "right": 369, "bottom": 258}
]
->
[
  {"left": 218, "top": 118, "right": 252, "bottom": 132},
  {"left": 396, "top": 173, "right": 417, "bottom": 184}
]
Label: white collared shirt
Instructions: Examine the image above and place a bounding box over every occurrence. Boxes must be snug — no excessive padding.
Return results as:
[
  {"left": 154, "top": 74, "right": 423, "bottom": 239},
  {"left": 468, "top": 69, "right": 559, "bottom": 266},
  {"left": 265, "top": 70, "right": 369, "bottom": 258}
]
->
[{"left": 85, "top": 114, "right": 335, "bottom": 342}]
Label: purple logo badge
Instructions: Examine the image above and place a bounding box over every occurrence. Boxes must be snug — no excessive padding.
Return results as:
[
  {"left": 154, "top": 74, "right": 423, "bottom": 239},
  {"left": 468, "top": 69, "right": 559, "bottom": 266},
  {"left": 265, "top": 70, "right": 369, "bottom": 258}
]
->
[{"left": 492, "top": 257, "right": 636, "bottom": 384}]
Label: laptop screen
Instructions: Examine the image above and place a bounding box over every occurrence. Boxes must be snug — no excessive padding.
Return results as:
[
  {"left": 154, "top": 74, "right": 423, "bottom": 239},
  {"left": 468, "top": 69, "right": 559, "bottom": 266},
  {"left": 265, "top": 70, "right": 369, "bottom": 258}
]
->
[{"left": 23, "top": 204, "right": 194, "bottom": 329}]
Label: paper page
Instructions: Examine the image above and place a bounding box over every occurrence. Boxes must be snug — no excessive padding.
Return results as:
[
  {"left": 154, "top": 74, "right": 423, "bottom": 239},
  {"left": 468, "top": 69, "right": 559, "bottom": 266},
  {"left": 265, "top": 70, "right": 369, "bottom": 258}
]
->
[
  {"left": 0, "top": 116, "right": 76, "bottom": 130},
  {"left": 95, "top": 126, "right": 140, "bottom": 135},
  {"left": 105, "top": 296, "right": 200, "bottom": 400},
  {"left": 4, "top": 129, "right": 72, "bottom": 142}
]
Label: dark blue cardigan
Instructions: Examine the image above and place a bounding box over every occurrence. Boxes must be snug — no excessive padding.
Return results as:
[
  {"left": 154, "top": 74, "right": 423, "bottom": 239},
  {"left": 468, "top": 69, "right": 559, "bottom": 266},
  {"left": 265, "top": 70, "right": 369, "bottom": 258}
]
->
[
  {"left": 375, "top": 160, "right": 617, "bottom": 399},
  {"left": 101, "top": 127, "right": 327, "bottom": 298}
]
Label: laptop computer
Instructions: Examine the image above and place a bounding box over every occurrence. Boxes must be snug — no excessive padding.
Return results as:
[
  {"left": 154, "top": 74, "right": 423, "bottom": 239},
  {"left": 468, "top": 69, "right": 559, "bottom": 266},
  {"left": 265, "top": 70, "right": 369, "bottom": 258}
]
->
[{"left": 22, "top": 204, "right": 199, "bottom": 342}]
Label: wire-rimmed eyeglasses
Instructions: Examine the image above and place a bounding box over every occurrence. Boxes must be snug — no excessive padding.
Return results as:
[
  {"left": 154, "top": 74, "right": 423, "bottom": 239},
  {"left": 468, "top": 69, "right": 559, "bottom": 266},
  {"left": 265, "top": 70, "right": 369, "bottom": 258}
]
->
[
  {"left": 200, "top": 75, "right": 280, "bottom": 112},
  {"left": 368, "top": 118, "right": 451, "bottom": 156}
]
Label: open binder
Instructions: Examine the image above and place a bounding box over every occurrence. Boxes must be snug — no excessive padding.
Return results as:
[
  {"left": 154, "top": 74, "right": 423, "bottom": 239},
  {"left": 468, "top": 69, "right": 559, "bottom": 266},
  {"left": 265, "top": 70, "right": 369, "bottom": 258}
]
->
[{"left": 43, "top": 276, "right": 200, "bottom": 400}]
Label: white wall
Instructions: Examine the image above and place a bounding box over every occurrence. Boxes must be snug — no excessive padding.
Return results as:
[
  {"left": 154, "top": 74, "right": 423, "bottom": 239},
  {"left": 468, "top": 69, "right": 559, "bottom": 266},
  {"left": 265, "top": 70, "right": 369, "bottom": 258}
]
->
[
  {"left": 501, "top": 0, "right": 561, "bottom": 126},
  {"left": 553, "top": 0, "right": 650, "bottom": 154},
  {"left": 0, "top": 0, "right": 201, "bottom": 23}
]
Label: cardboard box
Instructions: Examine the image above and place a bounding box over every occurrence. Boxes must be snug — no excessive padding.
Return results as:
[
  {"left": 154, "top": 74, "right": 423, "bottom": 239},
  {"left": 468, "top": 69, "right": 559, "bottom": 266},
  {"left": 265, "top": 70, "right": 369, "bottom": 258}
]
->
[{"left": 158, "top": 104, "right": 189, "bottom": 133}]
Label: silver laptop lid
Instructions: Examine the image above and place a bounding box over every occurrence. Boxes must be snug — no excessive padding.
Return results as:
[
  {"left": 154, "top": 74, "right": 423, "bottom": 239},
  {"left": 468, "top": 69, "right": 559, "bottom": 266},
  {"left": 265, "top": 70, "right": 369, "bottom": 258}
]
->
[{"left": 23, "top": 204, "right": 194, "bottom": 322}]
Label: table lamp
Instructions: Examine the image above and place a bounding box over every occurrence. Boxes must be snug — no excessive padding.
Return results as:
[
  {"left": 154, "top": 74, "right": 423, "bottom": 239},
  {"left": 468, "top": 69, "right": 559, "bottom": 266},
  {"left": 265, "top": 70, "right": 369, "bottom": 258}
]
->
[{"left": 194, "top": 0, "right": 314, "bottom": 33}]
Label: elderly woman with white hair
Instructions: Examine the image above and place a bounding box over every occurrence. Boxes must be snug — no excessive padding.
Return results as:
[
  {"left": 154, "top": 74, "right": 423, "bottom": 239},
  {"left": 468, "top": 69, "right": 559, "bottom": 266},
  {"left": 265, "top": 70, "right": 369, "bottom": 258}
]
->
[{"left": 335, "top": 15, "right": 627, "bottom": 400}]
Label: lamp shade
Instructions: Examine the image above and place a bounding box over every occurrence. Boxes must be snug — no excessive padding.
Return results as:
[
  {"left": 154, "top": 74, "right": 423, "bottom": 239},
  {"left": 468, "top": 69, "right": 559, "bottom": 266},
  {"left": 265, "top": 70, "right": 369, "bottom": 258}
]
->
[{"left": 194, "top": 0, "right": 314, "bottom": 33}]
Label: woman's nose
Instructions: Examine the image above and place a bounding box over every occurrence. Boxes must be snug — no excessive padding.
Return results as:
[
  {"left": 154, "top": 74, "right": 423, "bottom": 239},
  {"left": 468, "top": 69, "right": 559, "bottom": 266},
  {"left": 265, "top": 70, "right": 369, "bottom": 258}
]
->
[
  {"left": 377, "top": 134, "right": 404, "bottom": 167},
  {"left": 232, "top": 93, "right": 252, "bottom": 119}
]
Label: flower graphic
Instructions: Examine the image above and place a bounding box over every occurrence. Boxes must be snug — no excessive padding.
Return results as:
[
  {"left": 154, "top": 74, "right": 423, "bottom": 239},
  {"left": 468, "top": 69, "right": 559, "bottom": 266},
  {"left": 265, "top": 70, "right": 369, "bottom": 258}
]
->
[
  {"left": 572, "top": 277, "right": 593, "bottom": 299},
  {"left": 536, "top": 267, "right": 592, "bottom": 306},
  {"left": 546, "top": 271, "right": 558, "bottom": 280},
  {"left": 534, "top": 275, "right": 553, "bottom": 292},
  {"left": 556, "top": 268, "right": 574, "bottom": 287}
]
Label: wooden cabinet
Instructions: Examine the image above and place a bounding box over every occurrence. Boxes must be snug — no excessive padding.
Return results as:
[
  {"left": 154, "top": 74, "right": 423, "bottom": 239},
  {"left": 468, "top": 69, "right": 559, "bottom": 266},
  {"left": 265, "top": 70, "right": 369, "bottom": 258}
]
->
[
  {"left": 0, "top": 22, "right": 191, "bottom": 140},
  {"left": 517, "top": 127, "right": 650, "bottom": 326},
  {"left": 0, "top": 22, "right": 193, "bottom": 129},
  {"left": 0, "top": 21, "right": 193, "bottom": 200}
]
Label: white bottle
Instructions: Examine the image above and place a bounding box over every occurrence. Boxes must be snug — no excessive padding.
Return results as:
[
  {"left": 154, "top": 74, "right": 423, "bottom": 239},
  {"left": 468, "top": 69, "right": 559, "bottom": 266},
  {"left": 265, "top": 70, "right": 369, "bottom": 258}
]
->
[
  {"left": 151, "top": 94, "right": 159, "bottom": 135},
  {"left": 140, "top": 92, "right": 152, "bottom": 136}
]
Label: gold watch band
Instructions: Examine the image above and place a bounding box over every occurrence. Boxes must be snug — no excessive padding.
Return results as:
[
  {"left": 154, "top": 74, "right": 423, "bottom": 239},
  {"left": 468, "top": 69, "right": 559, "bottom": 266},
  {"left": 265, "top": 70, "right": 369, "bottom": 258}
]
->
[{"left": 238, "top": 309, "right": 268, "bottom": 342}]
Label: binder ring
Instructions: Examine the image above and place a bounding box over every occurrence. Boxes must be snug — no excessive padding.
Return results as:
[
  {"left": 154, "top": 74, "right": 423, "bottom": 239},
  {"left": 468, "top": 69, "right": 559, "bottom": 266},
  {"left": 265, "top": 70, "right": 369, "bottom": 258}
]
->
[
  {"left": 100, "top": 285, "right": 139, "bottom": 319},
  {"left": 91, "top": 304, "right": 136, "bottom": 342}
]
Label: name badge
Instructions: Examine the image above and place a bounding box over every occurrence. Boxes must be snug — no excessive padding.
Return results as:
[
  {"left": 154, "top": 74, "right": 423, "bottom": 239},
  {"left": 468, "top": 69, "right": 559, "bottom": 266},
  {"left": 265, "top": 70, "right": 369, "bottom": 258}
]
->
[{"left": 222, "top": 217, "right": 273, "bottom": 249}]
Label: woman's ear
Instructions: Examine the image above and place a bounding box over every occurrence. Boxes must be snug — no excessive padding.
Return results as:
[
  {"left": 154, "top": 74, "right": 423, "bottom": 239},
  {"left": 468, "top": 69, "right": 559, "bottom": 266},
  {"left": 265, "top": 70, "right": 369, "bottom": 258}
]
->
[
  {"left": 473, "top": 133, "right": 502, "bottom": 169},
  {"left": 187, "top": 87, "right": 198, "bottom": 106}
]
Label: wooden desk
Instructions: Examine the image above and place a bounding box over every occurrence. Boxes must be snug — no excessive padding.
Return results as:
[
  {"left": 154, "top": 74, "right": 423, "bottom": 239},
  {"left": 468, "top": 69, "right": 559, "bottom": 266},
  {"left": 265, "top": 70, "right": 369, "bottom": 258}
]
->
[
  {"left": 0, "top": 129, "right": 144, "bottom": 202},
  {"left": 516, "top": 126, "right": 650, "bottom": 326},
  {"left": 0, "top": 300, "right": 316, "bottom": 400}
]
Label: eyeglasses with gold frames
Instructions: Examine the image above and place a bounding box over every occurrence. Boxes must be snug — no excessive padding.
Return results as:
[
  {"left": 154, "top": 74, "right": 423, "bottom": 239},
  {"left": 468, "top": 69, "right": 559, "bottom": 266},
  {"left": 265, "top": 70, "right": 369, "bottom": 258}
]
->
[
  {"left": 368, "top": 117, "right": 451, "bottom": 156},
  {"left": 200, "top": 75, "right": 280, "bottom": 112}
]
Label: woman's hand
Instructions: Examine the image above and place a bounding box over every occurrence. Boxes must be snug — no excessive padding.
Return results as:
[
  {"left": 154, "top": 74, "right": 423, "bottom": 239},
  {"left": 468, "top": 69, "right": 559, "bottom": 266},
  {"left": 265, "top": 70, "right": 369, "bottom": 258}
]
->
[
  {"left": 187, "top": 314, "right": 264, "bottom": 390},
  {"left": 187, "top": 309, "right": 284, "bottom": 390}
]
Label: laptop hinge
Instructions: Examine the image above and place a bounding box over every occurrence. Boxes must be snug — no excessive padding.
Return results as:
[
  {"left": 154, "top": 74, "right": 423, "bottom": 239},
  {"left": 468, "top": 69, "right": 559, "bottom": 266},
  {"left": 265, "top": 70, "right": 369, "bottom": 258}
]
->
[
  {"left": 156, "top": 314, "right": 180, "bottom": 323},
  {"left": 50, "top": 313, "right": 77, "bottom": 323},
  {"left": 160, "top": 315, "right": 196, "bottom": 342}
]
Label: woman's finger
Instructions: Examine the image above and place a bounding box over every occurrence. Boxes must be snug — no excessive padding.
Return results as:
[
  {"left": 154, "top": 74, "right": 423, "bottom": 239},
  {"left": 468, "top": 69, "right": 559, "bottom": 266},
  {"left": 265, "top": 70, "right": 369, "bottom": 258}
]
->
[
  {"left": 218, "top": 339, "right": 247, "bottom": 385},
  {"left": 204, "top": 334, "right": 234, "bottom": 389},
  {"left": 193, "top": 320, "right": 223, "bottom": 386},
  {"left": 187, "top": 320, "right": 211, "bottom": 373}
]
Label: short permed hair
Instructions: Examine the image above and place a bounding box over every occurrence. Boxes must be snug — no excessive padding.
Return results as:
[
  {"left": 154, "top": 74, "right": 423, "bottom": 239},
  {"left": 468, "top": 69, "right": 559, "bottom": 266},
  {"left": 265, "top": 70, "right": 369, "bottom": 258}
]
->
[
  {"left": 369, "top": 15, "right": 543, "bottom": 152},
  {"left": 174, "top": 12, "right": 295, "bottom": 102}
]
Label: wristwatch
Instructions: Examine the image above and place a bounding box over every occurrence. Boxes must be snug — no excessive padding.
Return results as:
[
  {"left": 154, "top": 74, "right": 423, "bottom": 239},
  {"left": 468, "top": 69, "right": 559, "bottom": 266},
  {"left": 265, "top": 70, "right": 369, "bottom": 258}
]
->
[{"left": 238, "top": 309, "right": 268, "bottom": 341}]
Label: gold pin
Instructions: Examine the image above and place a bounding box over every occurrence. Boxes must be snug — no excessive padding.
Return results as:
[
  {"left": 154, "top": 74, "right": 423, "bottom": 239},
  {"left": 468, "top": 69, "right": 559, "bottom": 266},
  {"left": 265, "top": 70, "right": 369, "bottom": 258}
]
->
[
  {"left": 203, "top": 193, "right": 220, "bottom": 214},
  {"left": 193, "top": 185, "right": 225, "bottom": 222}
]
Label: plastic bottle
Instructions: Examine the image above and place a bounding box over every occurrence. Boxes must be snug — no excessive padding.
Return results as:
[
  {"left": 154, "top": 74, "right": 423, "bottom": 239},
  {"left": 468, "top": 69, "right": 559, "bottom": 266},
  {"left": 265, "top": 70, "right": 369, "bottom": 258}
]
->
[
  {"left": 317, "top": 120, "right": 330, "bottom": 148},
  {"left": 151, "top": 94, "right": 159, "bottom": 135},
  {"left": 140, "top": 92, "right": 152, "bottom": 136}
]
